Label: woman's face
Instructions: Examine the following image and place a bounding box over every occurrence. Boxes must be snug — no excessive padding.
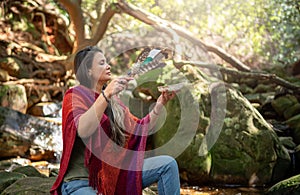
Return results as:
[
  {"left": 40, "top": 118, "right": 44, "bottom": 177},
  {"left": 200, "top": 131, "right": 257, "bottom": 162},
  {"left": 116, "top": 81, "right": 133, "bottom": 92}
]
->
[{"left": 89, "top": 52, "right": 111, "bottom": 86}]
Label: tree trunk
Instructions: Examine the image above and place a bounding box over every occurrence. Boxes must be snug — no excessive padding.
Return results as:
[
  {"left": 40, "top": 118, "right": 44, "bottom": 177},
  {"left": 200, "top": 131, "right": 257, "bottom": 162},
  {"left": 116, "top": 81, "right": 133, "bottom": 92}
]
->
[
  {"left": 57, "top": 0, "right": 118, "bottom": 53},
  {"left": 57, "top": 0, "right": 85, "bottom": 52}
]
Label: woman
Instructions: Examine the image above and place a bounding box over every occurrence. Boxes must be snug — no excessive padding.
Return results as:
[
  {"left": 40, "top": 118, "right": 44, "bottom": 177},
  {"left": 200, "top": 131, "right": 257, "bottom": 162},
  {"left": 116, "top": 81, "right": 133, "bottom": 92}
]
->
[{"left": 50, "top": 46, "right": 180, "bottom": 195}]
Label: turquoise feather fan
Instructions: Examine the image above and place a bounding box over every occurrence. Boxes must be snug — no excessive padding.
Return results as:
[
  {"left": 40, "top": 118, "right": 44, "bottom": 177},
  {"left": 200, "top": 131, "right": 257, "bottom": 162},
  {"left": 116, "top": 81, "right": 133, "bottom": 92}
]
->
[
  {"left": 127, "top": 47, "right": 169, "bottom": 77},
  {"left": 127, "top": 47, "right": 189, "bottom": 92}
]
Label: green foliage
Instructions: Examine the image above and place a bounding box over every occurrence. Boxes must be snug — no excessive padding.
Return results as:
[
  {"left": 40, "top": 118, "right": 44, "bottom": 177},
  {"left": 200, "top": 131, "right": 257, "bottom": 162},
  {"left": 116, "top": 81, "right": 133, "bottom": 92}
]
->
[
  {"left": 263, "top": 0, "right": 300, "bottom": 65},
  {"left": 120, "top": 0, "right": 299, "bottom": 67},
  {"left": 49, "top": 0, "right": 70, "bottom": 22},
  {"left": 53, "top": 0, "right": 299, "bottom": 69}
]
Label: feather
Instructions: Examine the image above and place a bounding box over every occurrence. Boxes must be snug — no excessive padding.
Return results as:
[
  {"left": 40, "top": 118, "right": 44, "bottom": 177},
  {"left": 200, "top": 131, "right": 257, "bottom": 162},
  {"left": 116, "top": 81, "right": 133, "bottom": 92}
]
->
[
  {"left": 127, "top": 47, "right": 169, "bottom": 77},
  {"left": 126, "top": 47, "right": 192, "bottom": 93}
]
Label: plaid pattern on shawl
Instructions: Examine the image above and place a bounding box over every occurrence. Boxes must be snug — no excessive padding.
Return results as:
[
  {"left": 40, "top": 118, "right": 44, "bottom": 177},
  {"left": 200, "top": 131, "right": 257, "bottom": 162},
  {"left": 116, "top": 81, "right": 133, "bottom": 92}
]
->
[{"left": 50, "top": 85, "right": 150, "bottom": 195}]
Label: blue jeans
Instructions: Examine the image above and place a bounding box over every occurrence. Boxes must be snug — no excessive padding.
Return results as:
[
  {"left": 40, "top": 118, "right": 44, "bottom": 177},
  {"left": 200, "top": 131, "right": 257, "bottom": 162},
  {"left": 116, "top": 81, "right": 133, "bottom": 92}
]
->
[
  {"left": 142, "top": 155, "right": 180, "bottom": 195},
  {"left": 61, "top": 180, "right": 97, "bottom": 195},
  {"left": 61, "top": 155, "right": 180, "bottom": 195}
]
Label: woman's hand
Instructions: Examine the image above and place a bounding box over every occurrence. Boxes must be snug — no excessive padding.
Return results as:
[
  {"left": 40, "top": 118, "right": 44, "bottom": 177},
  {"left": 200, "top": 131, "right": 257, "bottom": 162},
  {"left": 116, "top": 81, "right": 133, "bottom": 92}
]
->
[
  {"left": 157, "top": 90, "right": 176, "bottom": 105},
  {"left": 151, "top": 90, "right": 176, "bottom": 116},
  {"left": 149, "top": 90, "right": 176, "bottom": 130},
  {"left": 104, "top": 76, "right": 133, "bottom": 98}
]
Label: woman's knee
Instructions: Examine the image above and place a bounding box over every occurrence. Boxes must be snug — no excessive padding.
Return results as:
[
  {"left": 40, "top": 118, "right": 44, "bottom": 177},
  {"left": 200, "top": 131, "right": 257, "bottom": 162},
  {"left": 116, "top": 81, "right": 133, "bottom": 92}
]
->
[
  {"left": 160, "top": 155, "right": 176, "bottom": 163},
  {"left": 170, "top": 158, "right": 179, "bottom": 172},
  {"left": 160, "top": 155, "right": 179, "bottom": 173}
]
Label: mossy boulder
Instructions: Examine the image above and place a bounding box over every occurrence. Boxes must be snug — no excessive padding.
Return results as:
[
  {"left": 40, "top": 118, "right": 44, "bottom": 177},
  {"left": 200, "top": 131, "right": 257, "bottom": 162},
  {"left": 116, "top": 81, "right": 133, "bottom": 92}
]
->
[
  {"left": 12, "top": 166, "right": 46, "bottom": 178},
  {"left": 210, "top": 87, "right": 290, "bottom": 185},
  {"left": 284, "top": 103, "right": 300, "bottom": 119},
  {"left": 271, "top": 95, "right": 298, "bottom": 119},
  {"left": 0, "top": 171, "right": 26, "bottom": 192},
  {"left": 0, "top": 165, "right": 49, "bottom": 194},
  {"left": 153, "top": 81, "right": 290, "bottom": 186},
  {"left": 1, "top": 176, "right": 56, "bottom": 195}
]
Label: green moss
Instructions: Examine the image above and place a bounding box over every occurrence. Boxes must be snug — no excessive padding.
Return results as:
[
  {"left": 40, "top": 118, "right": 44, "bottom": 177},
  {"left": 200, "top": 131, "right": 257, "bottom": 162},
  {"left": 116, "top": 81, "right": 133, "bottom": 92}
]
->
[
  {"left": 0, "top": 171, "right": 26, "bottom": 192},
  {"left": 267, "top": 174, "right": 300, "bottom": 195},
  {"left": 0, "top": 85, "right": 9, "bottom": 102},
  {"left": 271, "top": 95, "right": 298, "bottom": 116},
  {"left": 12, "top": 166, "right": 46, "bottom": 178}
]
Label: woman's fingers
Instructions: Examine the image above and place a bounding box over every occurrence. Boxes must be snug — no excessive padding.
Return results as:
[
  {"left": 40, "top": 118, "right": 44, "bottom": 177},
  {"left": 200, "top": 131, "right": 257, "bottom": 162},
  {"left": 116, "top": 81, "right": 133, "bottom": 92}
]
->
[
  {"left": 108, "top": 76, "right": 134, "bottom": 96},
  {"left": 117, "top": 76, "right": 133, "bottom": 86},
  {"left": 160, "top": 90, "right": 176, "bottom": 104}
]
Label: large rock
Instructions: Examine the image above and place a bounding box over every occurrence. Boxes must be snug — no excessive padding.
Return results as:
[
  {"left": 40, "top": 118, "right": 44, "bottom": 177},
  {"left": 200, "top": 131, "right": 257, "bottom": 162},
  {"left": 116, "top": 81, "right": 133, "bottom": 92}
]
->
[
  {"left": 0, "top": 172, "right": 26, "bottom": 192},
  {"left": 152, "top": 80, "right": 290, "bottom": 186},
  {"left": 1, "top": 176, "right": 56, "bottom": 195},
  {"left": 271, "top": 94, "right": 299, "bottom": 120},
  {"left": 27, "top": 102, "right": 62, "bottom": 117},
  {"left": 0, "top": 106, "right": 62, "bottom": 160},
  {"left": 210, "top": 86, "right": 290, "bottom": 185}
]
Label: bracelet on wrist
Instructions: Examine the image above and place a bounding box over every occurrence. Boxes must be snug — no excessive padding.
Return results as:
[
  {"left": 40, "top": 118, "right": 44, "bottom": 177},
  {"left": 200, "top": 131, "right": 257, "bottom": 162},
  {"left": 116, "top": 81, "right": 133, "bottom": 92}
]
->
[{"left": 102, "top": 90, "right": 110, "bottom": 103}]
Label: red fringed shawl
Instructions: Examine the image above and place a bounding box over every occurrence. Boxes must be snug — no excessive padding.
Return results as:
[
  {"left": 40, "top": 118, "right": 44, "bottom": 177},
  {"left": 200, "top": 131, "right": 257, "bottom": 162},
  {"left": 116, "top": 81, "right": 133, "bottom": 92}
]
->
[{"left": 50, "top": 85, "right": 150, "bottom": 195}]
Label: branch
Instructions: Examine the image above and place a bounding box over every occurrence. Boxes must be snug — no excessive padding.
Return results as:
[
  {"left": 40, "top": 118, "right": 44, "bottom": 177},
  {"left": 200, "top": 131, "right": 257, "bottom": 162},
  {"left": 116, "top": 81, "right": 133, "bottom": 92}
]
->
[
  {"left": 89, "top": 3, "right": 119, "bottom": 46},
  {"left": 116, "top": 1, "right": 251, "bottom": 72},
  {"left": 175, "top": 60, "right": 300, "bottom": 93},
  {"left": 57, "top": 0, "right": 85, "bottom": 52}
]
